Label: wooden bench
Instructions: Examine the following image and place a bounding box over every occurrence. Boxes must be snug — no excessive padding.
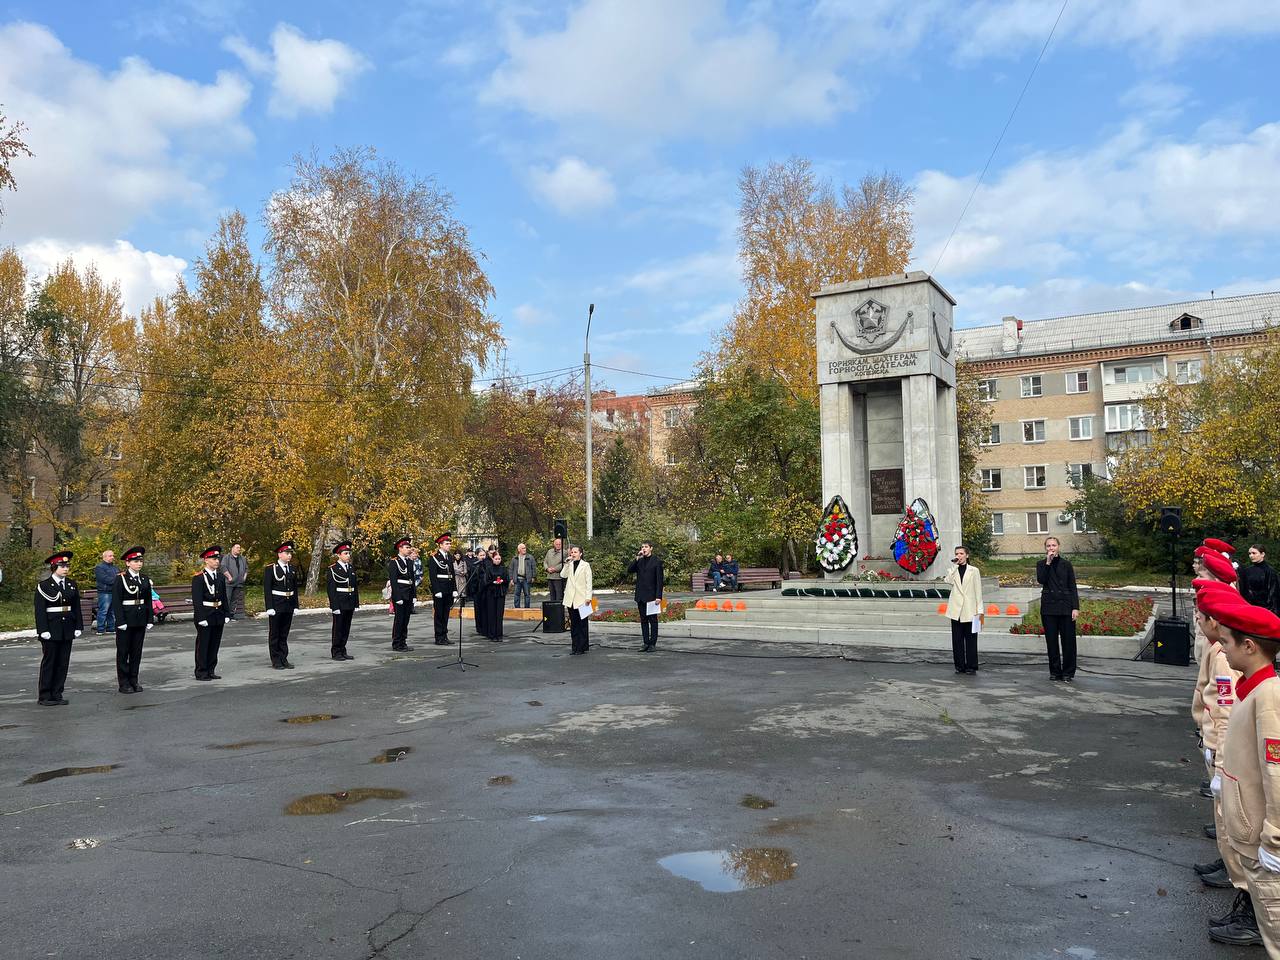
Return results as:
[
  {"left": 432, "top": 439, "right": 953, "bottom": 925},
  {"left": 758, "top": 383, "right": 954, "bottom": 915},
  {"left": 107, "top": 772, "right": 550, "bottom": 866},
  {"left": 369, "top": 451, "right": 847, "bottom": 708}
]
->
[
  {"left": 690, "top": 567, "right": 784, "bottom": 592},
  {"left": 78, "top": 583, "right": 195, "bottom": 627}
]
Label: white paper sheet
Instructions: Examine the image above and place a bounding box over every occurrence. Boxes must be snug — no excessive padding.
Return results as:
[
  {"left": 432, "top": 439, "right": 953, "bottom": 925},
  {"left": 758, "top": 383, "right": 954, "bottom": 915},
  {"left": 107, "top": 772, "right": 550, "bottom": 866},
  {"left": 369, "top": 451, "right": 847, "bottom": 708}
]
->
[
  {"left": 577, "top": 601, "right": 594, "bottom": 618},
  {"left": 646, "top": 600, "right": 662, "bottom": 616},
  {"left": 972, "top": 615, "right": 982, "bottom": 634}
]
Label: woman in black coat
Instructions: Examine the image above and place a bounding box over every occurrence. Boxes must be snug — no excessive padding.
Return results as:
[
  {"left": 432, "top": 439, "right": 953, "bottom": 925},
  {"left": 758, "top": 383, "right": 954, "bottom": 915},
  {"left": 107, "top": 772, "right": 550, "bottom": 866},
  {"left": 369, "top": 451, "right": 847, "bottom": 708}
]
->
[
  {"left": 1036, "top": 536, "right": 1080, "bottom": 682},
  {"left": 479, "top": 547, "right": 508, "bottom": 642},
  {"left": 626, "top": 541, "right": 664, "bottom": 652},
  {"left": 1240, "top": 545, "right": 1280, "bottom": 615}
]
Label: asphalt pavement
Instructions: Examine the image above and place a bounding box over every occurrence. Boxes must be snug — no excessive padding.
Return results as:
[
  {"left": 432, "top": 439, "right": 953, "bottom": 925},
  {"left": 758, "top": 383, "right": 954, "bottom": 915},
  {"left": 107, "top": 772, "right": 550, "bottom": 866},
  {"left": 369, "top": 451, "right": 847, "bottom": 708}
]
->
[{"left": 0, "top": 609, "right": 1228, "bottom": 959}]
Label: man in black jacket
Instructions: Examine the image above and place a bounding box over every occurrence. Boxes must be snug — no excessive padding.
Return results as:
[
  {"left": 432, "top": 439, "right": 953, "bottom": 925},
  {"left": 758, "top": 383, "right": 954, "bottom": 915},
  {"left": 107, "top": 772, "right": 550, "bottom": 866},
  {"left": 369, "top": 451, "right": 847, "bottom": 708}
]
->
[
  {"left": 1240, "top": 545, "right": 1280, "bottom": 615},
  {"left": 1036, "top": 536, "right": 1080, "bottom": 681},
  {"left": 111, "top": 545, "right": 154, "bottom": 693},
  {"left": 428, "top": 533, "right": 457, "bottom": 645},
  {"left": 627, "top": 541, "right": 665, "bottom": 652},
  {"left": 326, "top": 542, "right": 359, "bottom": 661},
  {"left": 387, "top": 537, "right": 417, "bottom": 652},
  {"left": 264, "top": 541, "right": 300, "bottom": 669},
  {"left": 192, "top": 546, "right": 229, "bottom": 680},
  {"left": 34, "top": 551, "right": 83, "bottom": 705}
]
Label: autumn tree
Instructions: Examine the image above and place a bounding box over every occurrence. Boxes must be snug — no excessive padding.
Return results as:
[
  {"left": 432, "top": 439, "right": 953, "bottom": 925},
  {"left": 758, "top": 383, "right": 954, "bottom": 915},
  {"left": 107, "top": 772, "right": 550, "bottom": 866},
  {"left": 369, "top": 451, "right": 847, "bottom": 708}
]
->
[
  {"left": 0, "top": 106, "right": 32, "bottom": 220},
  {"left": 715, "top": 158, "right": 914, "bottom": 397},
  {"left": 955, "top": 361, "right": 994, "bottom": 559}
]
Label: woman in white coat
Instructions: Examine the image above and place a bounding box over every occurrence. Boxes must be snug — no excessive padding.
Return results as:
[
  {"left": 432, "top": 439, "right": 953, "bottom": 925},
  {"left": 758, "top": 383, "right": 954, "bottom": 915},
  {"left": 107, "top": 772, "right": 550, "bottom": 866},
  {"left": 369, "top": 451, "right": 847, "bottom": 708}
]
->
[
  {"left": 561, "top": 544, "right": 593, "bottom": 655},
  {"left": 943, "top": 544, "right": 983, "bottom": 674}
]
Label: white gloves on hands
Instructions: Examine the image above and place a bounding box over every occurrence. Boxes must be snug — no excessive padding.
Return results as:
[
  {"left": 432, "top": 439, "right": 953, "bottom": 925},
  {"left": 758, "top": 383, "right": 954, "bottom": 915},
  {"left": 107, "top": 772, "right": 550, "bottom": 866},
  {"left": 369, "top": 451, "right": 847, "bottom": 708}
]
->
[
  {"left": 434, "top": 593, "right": 442, "bottom": 598},
  {"left": 394, "top": 599, "right": 402, "bottom": 606},
  {"left": 267, "top": 609, "right": 276, "bottom": 616},
  {"left": 1259, "top": 846, "right": 1280, "bottom": 874},
  {"left": 1211, "top": 773, "right": 1223, "bottom": 797},
  {"left": 198, "top": 620, "right": 209, "bottom": 627},
  {"left": 331, "top": 609, "right": 340, "bottom": 615},
  {"left": 40, "top": 631, "right": 51, "bottom": 640},
  {"left": 1205, "top": 748, "right": 1214, "bottom": 767},
  {"left": 73, "top": 630, "right": 81, "bottom": 638},
  {"left": 146, "top": 623, "right": 153, "bottom": 631}
]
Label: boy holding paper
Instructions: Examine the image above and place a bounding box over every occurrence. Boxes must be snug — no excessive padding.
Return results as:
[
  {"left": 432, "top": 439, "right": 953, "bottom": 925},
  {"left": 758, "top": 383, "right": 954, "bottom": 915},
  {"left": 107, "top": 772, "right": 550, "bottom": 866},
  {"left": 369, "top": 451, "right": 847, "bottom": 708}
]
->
[{"left": 627, "top": 541, "right": 665, "bottom": 653}]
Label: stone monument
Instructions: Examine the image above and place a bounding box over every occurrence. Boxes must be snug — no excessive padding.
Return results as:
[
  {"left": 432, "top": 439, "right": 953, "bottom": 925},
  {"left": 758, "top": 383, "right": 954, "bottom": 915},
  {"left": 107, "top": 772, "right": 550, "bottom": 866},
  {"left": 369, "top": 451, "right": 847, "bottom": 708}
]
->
[{"left": 814, "top": 271, "right": 961, "bottom": 580}]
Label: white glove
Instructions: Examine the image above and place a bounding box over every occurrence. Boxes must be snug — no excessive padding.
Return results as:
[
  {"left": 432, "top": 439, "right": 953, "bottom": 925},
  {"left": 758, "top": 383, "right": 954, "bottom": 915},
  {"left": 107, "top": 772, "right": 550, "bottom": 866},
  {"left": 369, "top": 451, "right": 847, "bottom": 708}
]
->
[
  {"left": 1205, "top": 747, "right": 1214, "bottom": 767},
  {"left": 267, "top": 609, "right": 276, "bottom": 616},
  {"left": 73, "top": 630, "right": 81, "bottom": 637},
  {"left": 1259, "top": 846, "right": 1280, "bottom": 874},
  {"left": 331, "top": 609, "right": 340, "bottom": 615},
  {"left": 1211, "top": 773, "right": 1222, "bottom": 797},
  {"left": 434, "top": 593, "right": 442, "bottom": 598},
  {"left": 146, "top": 623, "right": 153, "bottom": 631},
  {"left": 198, "top": 620, "right": 209, "bottom": 627},
  {"left": 412, "top": 598, "right": 419, "bottom": 606},
  {"left": 40, "top": 631, "right": 51, "bottom": 640},
  {"left": 394, "top": 599, "right": 402, "bottom": 605}
]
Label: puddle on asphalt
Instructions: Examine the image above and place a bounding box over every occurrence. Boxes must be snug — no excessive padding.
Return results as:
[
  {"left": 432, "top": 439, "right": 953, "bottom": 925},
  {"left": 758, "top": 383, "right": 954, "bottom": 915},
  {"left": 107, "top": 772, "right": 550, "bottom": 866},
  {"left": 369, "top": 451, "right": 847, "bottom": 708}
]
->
[
  {"left": 487, "top": 775, "right": 515, "bottom": 786},
  {"left": 284, "top": 788, "right": 408, "bottom": 815},
  {"left": 0, "top": 723, "right": 25, "bottom": 730},
  {"left": 24, "top": 764, "right": 118, "bottom": 785},
  {"left": 526, "top": 700, "right": 543, "bottom": 706},
  {"left": 740, "top": 794, "right": 775, "bottom": 810},
  {"left": 209, "top": 740, "right": 279, "bottom": 750},
  {"left": 763, "top": 817, "right": 816, "bottom": 836},
  {"left": 371, "top": 747, "right": 412, "bottom": 764},
  {"left": 658, "top": 848, "right": 797, "bottom": 892},
  {"left": 280, "top": 714, "right": 341, "bottom": 724},
  {"left": 528, "top": 815, "right": 548, "bottom": 822},
  {"left": 67, "top": 838, "right": 100, "bottom": 850},
  {"left": 123, "top": 703, "right": 162, "bottom": 710}
]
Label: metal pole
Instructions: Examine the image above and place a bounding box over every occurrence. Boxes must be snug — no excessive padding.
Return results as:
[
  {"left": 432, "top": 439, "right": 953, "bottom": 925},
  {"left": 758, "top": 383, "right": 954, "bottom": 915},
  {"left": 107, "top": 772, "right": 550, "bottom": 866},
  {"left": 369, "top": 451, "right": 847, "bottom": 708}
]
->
[{"left": 585, "top": 303, "right": 595, "bottom": 541}]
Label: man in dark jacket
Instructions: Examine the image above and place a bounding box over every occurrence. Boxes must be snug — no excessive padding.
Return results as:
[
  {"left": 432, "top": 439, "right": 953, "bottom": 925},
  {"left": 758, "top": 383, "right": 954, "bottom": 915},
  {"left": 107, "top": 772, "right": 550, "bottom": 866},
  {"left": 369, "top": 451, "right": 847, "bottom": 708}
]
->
[
  {"left": 387, "top": 537, "right": 417, "bottom": 652},
  {"left": 264, "top": 541, "right": 300, "bottom": 669},
  {"left": 192, "top": 546, "right": 229, "bottom": 681},
  {"left": 1240, "top": 545, "right": 1280, "bottom": 615},
  {"left": 1036, "top": 536, "right": 1080, "bottom": 681},
  {"left": 34, "top": 551, "right": 83, "bottom": 705},
  {"left": 627, "top": 541, "right": 665, "bottom": 652},
  {"left": 326, "top": 542, "right": 359, "bottom": 661},
  {"left": 93, "top": 550, "right": 118, "bottom": 634},
  {"left": 111, "top": 545, "right": 154, "bottom": 693},
  {"left": 427, "top": 533, "right": 457, "bottom": 645}
]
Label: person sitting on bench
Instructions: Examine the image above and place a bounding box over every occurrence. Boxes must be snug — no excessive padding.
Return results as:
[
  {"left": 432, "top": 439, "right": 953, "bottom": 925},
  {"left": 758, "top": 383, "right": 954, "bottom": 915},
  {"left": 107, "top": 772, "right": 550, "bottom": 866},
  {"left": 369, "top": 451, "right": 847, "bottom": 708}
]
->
[
  {"left": 708, "top": 555, "right": 726, "bottom": 592},
  {"left": 723, "top": 554, "right": 740, "bottom": 591}
]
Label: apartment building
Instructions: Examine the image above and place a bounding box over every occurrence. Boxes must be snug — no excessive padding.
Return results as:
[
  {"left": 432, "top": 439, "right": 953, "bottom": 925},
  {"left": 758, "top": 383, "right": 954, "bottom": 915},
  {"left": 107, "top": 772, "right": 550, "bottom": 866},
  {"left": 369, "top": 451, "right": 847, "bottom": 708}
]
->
[
  {"left": 2, "top": 444, "right": 119, "bottom": 552},
  {"left": 956, "top": 291, "right": 1278, "bottom": 557},
  {"left": 645, "top": 380, "right": 701, "bottom": 467}
]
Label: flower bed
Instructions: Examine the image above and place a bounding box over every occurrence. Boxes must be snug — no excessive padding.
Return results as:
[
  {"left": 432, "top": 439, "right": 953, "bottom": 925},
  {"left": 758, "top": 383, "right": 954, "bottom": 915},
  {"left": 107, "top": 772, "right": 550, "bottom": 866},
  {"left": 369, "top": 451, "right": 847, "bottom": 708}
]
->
[
  {"left": 840, "top": 557, "right": 909, "bottom": 582},
  {"left": 1011, "top": 597, "right": 1153, "bottom": 636},
  {"left": 594, "top": 601, "right": 688, "bottom": 624}
]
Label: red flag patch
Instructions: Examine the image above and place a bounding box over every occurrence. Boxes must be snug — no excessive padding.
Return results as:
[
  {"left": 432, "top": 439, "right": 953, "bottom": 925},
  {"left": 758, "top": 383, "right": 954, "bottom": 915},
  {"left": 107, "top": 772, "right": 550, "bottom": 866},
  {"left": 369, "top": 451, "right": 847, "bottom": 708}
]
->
[
  {"left": 1218, "top": 678, "right": 1233, "bottom": 698},
  {"left": 1267, "top": 739, "right": 1280, "bottom": 764}
]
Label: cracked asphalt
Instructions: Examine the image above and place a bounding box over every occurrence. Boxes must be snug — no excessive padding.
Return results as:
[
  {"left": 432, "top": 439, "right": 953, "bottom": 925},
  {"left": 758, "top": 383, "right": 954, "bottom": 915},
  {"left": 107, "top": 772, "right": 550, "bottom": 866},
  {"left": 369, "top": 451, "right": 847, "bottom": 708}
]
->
[{"left": 0, "top": 611, "right": 1226, "bottom": 959}]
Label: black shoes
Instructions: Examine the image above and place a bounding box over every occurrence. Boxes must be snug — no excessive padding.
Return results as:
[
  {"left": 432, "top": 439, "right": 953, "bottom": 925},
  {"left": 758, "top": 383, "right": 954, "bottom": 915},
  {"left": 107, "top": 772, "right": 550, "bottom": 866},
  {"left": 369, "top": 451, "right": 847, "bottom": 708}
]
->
[
  {"left": 281, "top": 662, "right": 294, "bottom": 669},
  {"left": 1210, "top": 891, "right": 1261, "bottom": 945},
  {"left": 209, "top": 673, "right": 221, "bottom": 679},
  {"left": 119, "top": 685, "right": 134, "bottom": 694},
  {"left": 271, "top": 664, "right": 285, "bottom": 670},
  {"left": 391, "top": 644, "right": 413, "bottom": 652},
  {"left": 1201, "top": 780, "right": 1214, "bottom": 798},
  {"left": 434, "top": 639, "right": 451, "bottom": 646},
  {"left": 1212, "top": 889, "right": 1254, "bottom": 929},
  {"left": 1194, "top": 857, "right": 1225, "bottom": 876},
  {"left": 1051, "top": 673, "right": 1063, "bottom": 681},
  {"left": 1205, "top": 823, "right": 1218, "bottom": 839},
  {"left": 638, "top": 644, "right": 655, "bottom": 653},
  {"left": 196, "top": 674, "right": 213, "bottom": 681},
  {"left": 37, "top": 699, "right": 57, "bottom": 706},
  {"left": 1201, "top": 866, "right": 1234, "bottom": 888},
  {"left": 132, "top": 683, "right": 144, "bottom": 692},
  {"left": 1064, "top": 676, "right": 1075, "bottom": 682}
]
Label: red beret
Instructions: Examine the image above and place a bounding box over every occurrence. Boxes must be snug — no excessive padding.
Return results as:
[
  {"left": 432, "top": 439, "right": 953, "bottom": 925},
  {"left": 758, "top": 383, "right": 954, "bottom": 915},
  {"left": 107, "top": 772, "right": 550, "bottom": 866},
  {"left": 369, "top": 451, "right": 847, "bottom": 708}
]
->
[
  {"left": 1200, "top": 593, "right": 1280, "bottom": 640},
  {"left": 1204, "top": 537, "right": 1236, "bottom": 556},
  {"left": 1202, "top": 552, "right": 1238, "bottom": 584}
]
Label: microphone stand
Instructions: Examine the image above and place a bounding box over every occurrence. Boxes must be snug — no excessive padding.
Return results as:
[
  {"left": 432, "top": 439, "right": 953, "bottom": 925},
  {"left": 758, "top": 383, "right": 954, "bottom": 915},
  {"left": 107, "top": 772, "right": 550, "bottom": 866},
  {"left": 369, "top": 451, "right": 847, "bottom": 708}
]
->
[{"left": 438, "top": 561, "right": 480, "bottom": 672}]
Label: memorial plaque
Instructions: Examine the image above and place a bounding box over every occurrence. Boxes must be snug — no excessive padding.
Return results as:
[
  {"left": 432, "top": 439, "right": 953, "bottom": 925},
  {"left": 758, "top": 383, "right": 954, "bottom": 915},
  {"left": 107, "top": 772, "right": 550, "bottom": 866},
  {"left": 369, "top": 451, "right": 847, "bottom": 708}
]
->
[{"left": 869, "top": 468, "right": 904, "bottom": 515}]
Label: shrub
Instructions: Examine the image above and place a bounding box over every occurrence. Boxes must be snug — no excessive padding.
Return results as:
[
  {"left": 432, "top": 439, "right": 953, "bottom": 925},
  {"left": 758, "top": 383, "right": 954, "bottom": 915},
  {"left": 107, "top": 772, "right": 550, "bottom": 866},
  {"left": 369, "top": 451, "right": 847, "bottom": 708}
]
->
[
  {"left": 595, "top": 601, "right": 687, "bottom": 623},
  {"left": 1011, "top": 597, "right": 1153, "bottom": 636}
]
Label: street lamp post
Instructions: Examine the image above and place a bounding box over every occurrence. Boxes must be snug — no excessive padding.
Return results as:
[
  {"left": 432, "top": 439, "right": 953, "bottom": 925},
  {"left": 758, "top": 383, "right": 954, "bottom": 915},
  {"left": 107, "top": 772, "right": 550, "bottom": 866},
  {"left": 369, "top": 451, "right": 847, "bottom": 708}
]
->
[{"left": 585, "top": 303, "right": 595, "bottom": 540}]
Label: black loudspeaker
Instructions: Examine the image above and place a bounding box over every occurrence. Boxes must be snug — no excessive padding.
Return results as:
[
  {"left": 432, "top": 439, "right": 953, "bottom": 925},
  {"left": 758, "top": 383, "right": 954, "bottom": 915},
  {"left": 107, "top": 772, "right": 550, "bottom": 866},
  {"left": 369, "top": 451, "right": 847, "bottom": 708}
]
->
[
  {"left": 1159, "top": 506, "right": 1183, "bottom": 536},
  {"left": 541, "top": 601, "right": 566, "bottom": 634},
  {"left": 1153, "top": 617, "right": 1191, "bottom": 666},
  {"left": 553, "top": 518, "right": 567, "bottom": 539}
]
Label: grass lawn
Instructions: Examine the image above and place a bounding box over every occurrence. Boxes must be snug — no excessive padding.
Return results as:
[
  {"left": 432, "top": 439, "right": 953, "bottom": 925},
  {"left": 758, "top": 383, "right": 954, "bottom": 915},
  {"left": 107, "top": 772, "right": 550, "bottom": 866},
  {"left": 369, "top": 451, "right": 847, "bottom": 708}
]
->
[
  {"left": 982, "top": 556, "right": 1170, "bottom": 588},
  {"left": 1012, "top": 596, "right": 1155, "bottom": 636}
]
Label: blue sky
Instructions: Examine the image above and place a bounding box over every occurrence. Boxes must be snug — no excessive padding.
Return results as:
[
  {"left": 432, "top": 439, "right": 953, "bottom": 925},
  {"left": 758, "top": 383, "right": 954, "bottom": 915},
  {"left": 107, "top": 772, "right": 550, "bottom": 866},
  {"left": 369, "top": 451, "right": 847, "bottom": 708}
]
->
[{"left": 2, "top": 1, "right": 1279, "bottom": 395}]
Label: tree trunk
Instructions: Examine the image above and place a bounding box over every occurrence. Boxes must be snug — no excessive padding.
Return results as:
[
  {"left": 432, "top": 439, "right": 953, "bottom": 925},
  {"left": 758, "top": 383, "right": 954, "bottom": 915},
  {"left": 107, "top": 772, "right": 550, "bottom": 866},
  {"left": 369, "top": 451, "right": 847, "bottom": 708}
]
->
[
  {"left": 305, "top": 522, "right": 327, "bottom": 595},
  {"left": 783, "top": 538, "right": 799, "bottom": 577}
]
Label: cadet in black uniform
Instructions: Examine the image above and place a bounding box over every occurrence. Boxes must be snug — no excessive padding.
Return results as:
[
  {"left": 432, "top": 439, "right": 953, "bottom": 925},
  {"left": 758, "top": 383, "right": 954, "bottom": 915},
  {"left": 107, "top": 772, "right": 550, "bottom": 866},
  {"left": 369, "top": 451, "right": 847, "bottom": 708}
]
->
[
  {"left": 327, "top": 541, "right": 359, "bottom": 660},
  {"left": 33, "top": 551, "right": 83, "bottom": 705},
  {"left": 264, "top": 540, "right": 299, "bottom": 669},
  {"left": 387, "top": 537, "right": 417, "bottom": 651},
  {"left": 192, "top": 545, "right": 229, "bottom": 680},
  {"left": 428, "top": 533, "right": 457, "bottom": 645},
  {"left": 110, "top": 545, "right": 154, "bottom": 692}
]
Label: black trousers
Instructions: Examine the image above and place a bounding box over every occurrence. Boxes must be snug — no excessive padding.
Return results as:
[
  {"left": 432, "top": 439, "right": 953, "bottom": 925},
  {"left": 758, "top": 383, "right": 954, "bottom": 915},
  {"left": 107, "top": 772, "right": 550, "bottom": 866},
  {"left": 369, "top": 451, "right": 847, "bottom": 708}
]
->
[
  {"left": 433, "top": 594, "right": 454, "bottom": 641},
  {"left": 473, "top": 594, "right": 487, "bottom": 637},
  {"left": 267, "top": 608, "right": 294, "bottom": 665},
  {"left": 116, "top": 624, "right": 146, "bottom": 686},
  {"left": 1043, "top": 613, "right": 1077, "bottom": 678},
  {"left": 391, "top": 601, "right": 412, "bottom": 649},
  {"left": 194, "top": 617, "right": 225, "bottom": 678},
  {"left": 331, "top": 609, "right": 353, "bottom": 656},
  {"left": 569, "top": 608, "right": 590, "bottom": 653},
  {"left": 950, "top": 618, "right": 978, "bottom": 672},
  {"left": 483, "top": 595, "right": 505, "bottom": 639},
  {"left": 228, "top": 584, "right": 246, "bottom": 618},
  {"left": 548, "top": 577, "right": 564, "bottom": 603},
  {"left": 38, "top": 619, "right": 75, "bottom": 700},
  {"left": 638, "top": 603, "right": 658, "bottom": 646}
]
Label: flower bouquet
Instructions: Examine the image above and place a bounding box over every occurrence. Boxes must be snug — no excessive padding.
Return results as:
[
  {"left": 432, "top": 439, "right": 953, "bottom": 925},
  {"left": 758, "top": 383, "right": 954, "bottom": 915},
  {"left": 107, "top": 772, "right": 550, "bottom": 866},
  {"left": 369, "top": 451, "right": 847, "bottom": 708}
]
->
[
  {"left": 892, "top": 497, "right": 939, "bottom": 574},
  {"left": 815, "top": 495, "right": 858, "bottom": 572}
]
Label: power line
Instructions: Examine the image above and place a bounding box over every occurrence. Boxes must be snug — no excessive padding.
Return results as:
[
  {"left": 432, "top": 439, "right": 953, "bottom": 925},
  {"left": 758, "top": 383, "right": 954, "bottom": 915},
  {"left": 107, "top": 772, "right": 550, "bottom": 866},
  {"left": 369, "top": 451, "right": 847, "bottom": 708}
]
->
[
  {"left": 929, "top": 0, "right": 1070, "bottom": 276},
  {"left": 592, "top": 364, "right": 690, "bottom": 382}
]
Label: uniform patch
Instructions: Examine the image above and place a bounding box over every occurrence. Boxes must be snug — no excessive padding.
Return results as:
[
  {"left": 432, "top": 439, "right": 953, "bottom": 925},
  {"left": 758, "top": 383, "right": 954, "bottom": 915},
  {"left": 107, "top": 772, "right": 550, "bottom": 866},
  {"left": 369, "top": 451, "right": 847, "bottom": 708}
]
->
[
  {"left": 1217, "top": 677, "right": 1233, "bottom": 698},
  {"left": 1267, "top": 739, "right": 1280, "bottom": 764}
]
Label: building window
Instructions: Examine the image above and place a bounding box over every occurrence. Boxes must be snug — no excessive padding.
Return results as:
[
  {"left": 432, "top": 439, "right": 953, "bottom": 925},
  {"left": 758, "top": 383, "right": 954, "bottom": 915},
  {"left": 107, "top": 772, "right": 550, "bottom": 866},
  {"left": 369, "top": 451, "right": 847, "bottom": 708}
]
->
[
  {"left": 980, "top": 469, "right": 1002, "bottom": 492},
  {"left": 1020, "top": 375, "right": 1042, "bottom": 398},
  {"left": 28, "top": 476, "right": 36, "bottom": 498},
  {"left": 982, "top": 424, "right": 1001, "bottom": 445},
  {"left": 104, "top": 442, "right": 122, "bottom": 460},
  {"left": 1067, "top": 463, "right": 1093, "bottom": 488},
  {"left": 1175, "top": 359, "right": 1203, "bottom": 384},
  {"left": 1073, "top": 512, "right": 1096, "bottom": 533},
  {"left": 1027, "top": 512, "right": 1049, "bottom": 535},
  {"left": 1112, "top": 363, "right": 1156, "bottom": 384},
  {"left": 99, "top": 484, "right": 117, "bottom": 506},
  {"left": 1021, "top": 419, "right": 1046, "bottom": 443},
  {"left": 665, "top": 450, "right": 678, "bottom": 467},
  {"left": 1105, "top": 403, "right": 1145, "bottom": 432},
  {"left": 979, "top": 379, "right": 998, "bottom": 401},
  {"left": 1024, "top": 465, "right": 1047, "bottom": 489},
  {"left": 663, "top": 408, "right": 680, "bottom": 428},
  {"left": 989, "top": 513, "right": 1005, "bottom": 536},
  {"left": 59, "top": 484, "right": 73, "bottom": 505},
  {"left": 1068, "top": 416, "right": 1093, "bottom": 440},
  {"left": 1065, "top": 371, "right": 1090, "bottom": 393},
  {"left": 1171, "top": 313, "right": 1203, "bottom": 331}
]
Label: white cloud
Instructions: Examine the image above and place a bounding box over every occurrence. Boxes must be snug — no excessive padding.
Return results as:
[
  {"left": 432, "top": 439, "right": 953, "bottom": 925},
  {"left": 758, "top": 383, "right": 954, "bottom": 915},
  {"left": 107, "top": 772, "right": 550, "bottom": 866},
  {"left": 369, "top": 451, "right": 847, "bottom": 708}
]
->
[
  {"left": 223, "top": 23, "right": 368, "bottom": 117},
  {"left": 622, "top": 250, "right": 740, "bottom": 297},
  {"left": 512, "top": 303, "right": 553, "bottom": 326},
  {"left": 483, "top": 0, "right": 847, "bottom": 141},
  {"left": 913, "top": 121, "right": 1280, "bottom": 279},
  {"left": 0, "top": 21, "right": 252, "bottom": 245},
  {"left": 20, "top": 239, "right": 187, "bottom": 316},
  {"left": 529, "top": 157, "right": 617, "bottom": 216}
]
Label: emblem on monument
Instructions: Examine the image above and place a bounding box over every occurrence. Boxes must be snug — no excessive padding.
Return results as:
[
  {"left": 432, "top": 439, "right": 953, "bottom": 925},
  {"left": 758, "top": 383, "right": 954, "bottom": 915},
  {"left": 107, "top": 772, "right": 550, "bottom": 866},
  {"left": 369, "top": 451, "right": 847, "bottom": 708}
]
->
[
  {"left": 831, "top": 297, "right": 908, "bottom": 355},
  {"left": 855, "top": 298, "right": 889, "bottom": 343}
]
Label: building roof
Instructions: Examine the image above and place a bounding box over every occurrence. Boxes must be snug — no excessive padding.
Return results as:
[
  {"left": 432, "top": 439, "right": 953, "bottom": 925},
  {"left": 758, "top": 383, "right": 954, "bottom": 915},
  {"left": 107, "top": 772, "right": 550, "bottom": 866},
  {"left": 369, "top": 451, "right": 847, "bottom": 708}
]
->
[
  {"left": 955, "top": 290, "right": 1280, "bottom": 361},
  {"left": 646, "top": 378, "right": 701, "bottom": 398}
]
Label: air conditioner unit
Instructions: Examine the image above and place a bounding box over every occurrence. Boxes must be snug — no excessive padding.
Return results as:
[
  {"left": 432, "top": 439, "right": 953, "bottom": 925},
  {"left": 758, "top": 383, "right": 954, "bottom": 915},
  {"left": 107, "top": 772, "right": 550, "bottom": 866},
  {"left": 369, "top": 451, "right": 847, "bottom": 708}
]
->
[{"left": 1057, "top": 512, "right": 1073, "bottom": 524}]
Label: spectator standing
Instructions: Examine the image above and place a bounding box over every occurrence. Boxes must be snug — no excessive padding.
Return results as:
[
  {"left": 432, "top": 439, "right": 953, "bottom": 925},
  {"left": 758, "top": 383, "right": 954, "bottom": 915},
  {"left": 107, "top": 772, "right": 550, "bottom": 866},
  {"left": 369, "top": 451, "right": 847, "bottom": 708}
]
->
[
  {"left": 627, "top": 540, "right": 664, "bottom": 652},
  {"left": 94, "top": 550, "right": 118, "bottom": 634},
  {"left": 223, "top": 542, "right": 248, "bottom": 620},
  {"left": 509, "top": 543, "right": 535, "bottom": 609},
  {"left": 708, "top": 554, "right": 726, "bottom": 592},
  {"left": 545, "top": 537, "right": 565, "bottom": 603},
  {"left": 480, "top": 545, "right": 509, "bottom": 641},
  {"left": 1239, "top": 545, "right": 1280, "bottom": 615},
  {"left": 943, "top": 545, "right": 983, "bottom": 675},
  {"left": 1036, "top": 537, "right": 1081, "bottom": 682},
  {"left": 409, "top": 547, "right": 423, "bottom": 587},
  {"left": 562, "top": 544, "right": 593, "bottom": 655},
  {"left": 723, "top": 554, "right": 740, "bottom": 591},
  {"left": 453, "top": 551, "right": 468, "bottom": 596}
]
